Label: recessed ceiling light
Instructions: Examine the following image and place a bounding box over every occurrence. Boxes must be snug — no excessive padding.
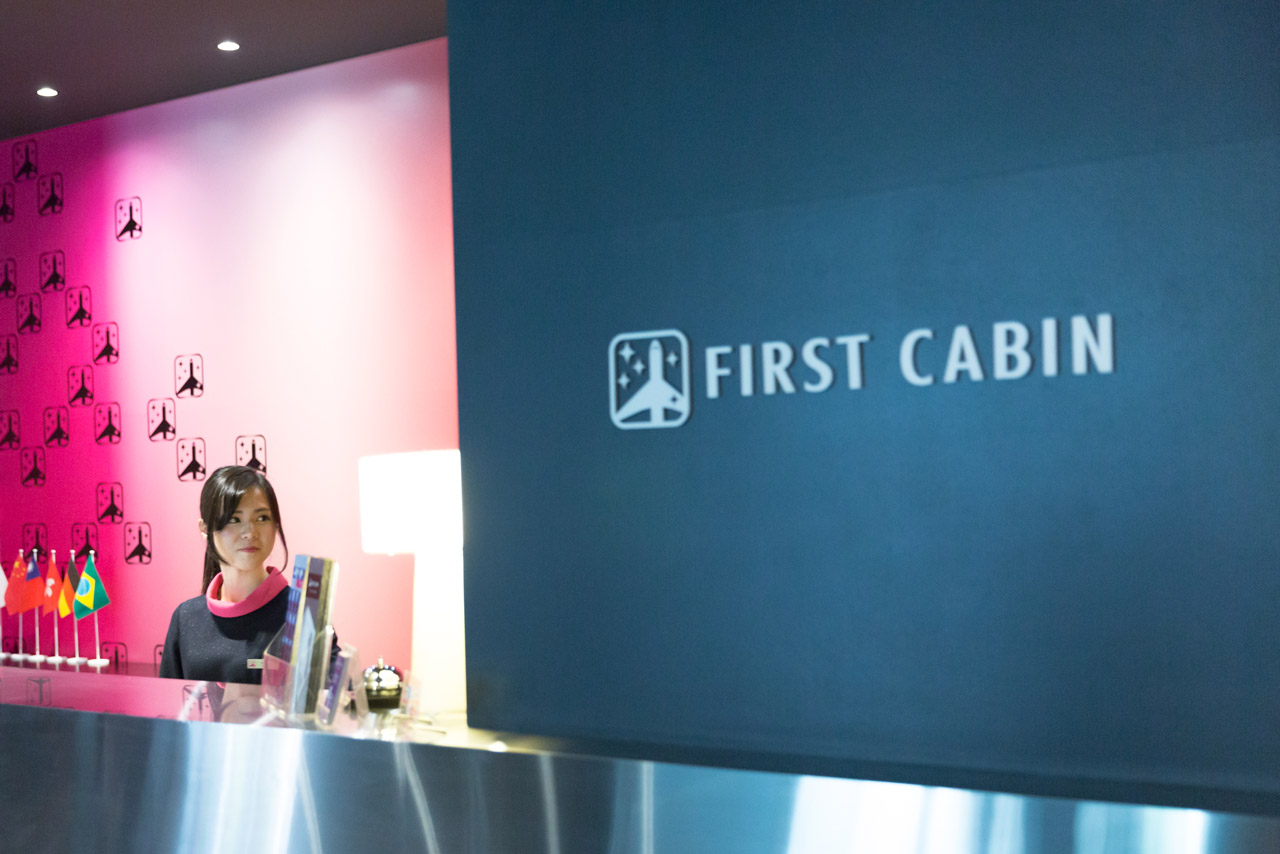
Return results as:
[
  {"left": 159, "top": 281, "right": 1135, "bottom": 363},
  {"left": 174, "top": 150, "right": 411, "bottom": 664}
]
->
[
  {"left": 37, "top": 87, "right": 58, "bottom": 98},
  {"left": 217, "top": 40, "right": 240, "bottom": 52}
]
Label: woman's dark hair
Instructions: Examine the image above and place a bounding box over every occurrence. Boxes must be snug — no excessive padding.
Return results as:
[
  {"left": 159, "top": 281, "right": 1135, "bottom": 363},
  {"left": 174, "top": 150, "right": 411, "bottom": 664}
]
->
[{"left": 200, "top": 465, "right": 287, "bottom": 593}]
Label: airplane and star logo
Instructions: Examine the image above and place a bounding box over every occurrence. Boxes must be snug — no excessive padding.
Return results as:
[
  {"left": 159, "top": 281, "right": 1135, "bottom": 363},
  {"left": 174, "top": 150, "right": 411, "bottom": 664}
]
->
[
  {"left": 115, "top": 197, "right": 142, "bottom": 240},
  {"left": 38, "top": 173, "right": 63, "bottom": 215},
  {"left": 0, "top": 184, "right": 15, "bottom": 223},
  {"left": 12, "top": 141, "right": 37, "bottom": 182},
  {"left": 0, "top": 258, "right": 15, "bottom": 297},
  {"left": 609, "top": 330, "right": 690, "bottom": 430}
]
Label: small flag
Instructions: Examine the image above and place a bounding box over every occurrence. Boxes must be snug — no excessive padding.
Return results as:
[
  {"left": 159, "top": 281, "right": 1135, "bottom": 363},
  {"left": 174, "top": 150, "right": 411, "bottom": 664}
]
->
[
  {"left": 73, "top": 551, "right": 110, "bottom": 619},
  {"left": 2, "top": 554, "right": 22, "bottom": 613},
  {"left": 17, "top": 550, "right": 44, "bottom": 613},
  {"left": 42, "top": 552, "right": 62, "bottom": 616},
  {"left": 57, "top": 553, "right": 79, "bottom": 619}
]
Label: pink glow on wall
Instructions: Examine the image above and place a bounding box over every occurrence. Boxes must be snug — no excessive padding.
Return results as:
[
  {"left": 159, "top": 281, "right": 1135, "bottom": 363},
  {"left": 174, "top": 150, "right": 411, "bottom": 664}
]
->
[{"left": 0, "top": 39, "right": 456, "bottom": 672}]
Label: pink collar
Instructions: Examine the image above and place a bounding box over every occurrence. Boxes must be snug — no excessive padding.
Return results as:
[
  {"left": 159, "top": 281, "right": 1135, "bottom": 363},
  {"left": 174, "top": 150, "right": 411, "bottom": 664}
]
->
[{"left": 206, "top": 566, "right": 288, "bottom": 618}]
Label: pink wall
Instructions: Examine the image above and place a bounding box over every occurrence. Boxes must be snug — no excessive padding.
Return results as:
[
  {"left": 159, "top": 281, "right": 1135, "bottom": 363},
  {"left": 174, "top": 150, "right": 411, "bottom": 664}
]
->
[{"left": 0, "top": 39, "right": 456, "bottom": 672}]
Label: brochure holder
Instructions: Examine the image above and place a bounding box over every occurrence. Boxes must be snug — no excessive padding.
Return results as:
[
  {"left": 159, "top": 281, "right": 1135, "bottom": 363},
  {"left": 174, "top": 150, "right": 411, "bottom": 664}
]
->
[
  {"left": 261, "top": 554, "right": 350, "bottom": 724},
  {"left": 263, "top": 631, "right": 369, "bottom": 730},
  {"left": 260, "top": 628, "right": 292, "bottom": 717},
  {"left": 315, "top": 644, "right": 368, "bottom": 730}
]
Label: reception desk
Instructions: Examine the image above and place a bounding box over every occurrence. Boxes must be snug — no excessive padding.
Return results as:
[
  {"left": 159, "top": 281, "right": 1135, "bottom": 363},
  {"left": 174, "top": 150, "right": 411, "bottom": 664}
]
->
[{"left": 2, "top": 664, "right": 1278, "bottom": 854}]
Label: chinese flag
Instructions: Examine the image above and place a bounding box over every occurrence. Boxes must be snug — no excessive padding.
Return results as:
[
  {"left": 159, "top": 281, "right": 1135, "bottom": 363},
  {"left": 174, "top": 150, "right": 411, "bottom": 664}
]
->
[{"left": 0, "top": 554, "right": 16, "bottom": 613}]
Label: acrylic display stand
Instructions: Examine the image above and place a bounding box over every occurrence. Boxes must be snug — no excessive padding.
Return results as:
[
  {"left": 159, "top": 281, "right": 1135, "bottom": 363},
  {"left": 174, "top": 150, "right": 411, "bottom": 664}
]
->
[
  {"left": 261, "top": 624, "right": 367, "bottom": 730},
  {"left": 260, "top": 555, "right": 346, "bottom": 723},
  {"left": 261, "top": 621, "right": 326, "bottom": 720},
  {"left": 261, "top": 621, "right": 296, "bottom": 717},
  {"left": 314, "top": 644, "right": 368, "bottom": 730}
]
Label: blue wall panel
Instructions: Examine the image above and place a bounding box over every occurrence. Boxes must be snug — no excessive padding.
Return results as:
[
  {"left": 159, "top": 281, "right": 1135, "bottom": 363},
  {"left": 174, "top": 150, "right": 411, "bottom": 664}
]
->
[{"left": 449, "top": 1, "right": 1280, "bottom": 807}]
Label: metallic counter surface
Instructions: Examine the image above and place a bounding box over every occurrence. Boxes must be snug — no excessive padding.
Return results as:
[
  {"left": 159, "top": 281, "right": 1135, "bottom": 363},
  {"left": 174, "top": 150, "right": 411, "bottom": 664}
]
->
[{"left": 2, "top": 669, "right": 1279, "bottom": 853}]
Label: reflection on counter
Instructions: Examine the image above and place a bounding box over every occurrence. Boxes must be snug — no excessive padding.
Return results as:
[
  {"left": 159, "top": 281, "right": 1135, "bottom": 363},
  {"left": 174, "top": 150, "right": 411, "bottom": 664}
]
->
[
  {"left": 5, "top": 663, "right": 1280, "bottom": 854},
  {"left": 3, "top": 688, "right": 1280, "bottom": 854},
  {"left": 1, "top": 634, "right": 161, "bottom": 676},
  {"left": 0, "top": 660, "right": 474, "bottom": 744},
  {"left": 0, "top": 662, "right": 241, "bottom": 722}
]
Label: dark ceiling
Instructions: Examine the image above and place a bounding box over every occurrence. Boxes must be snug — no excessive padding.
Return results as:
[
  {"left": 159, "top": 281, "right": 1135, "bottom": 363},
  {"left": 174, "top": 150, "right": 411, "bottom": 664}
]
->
[{"left": 0, "top": 1, "right": 448, "bottom": 142}]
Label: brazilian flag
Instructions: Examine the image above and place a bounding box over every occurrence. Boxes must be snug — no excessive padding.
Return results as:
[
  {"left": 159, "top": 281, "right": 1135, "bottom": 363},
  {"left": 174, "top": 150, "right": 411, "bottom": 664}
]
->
[{"left": 73, "top": 552, "right": 110, "bottom": 619}]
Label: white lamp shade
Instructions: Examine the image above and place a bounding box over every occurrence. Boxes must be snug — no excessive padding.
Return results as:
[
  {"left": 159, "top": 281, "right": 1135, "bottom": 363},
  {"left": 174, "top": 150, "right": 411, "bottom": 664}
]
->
[{"left": 358, "top": 449, "right": 463, "bottom": 555}]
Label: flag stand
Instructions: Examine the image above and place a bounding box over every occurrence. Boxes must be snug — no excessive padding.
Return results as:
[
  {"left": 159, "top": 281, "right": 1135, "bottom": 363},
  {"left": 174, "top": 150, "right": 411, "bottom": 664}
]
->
[
  {"left": 48, "top": 612, "right": 64, "bottom": 664},
  {"left": 29, "top": 609, "right": 45, "bottom": 663},
  {"left": 0, "top": 546, "right": 5, "bottom": 660},
  {"left": 88, "top": 612, "right": 108, "bottom": 668},
  {"left": 47, "top": 619, "right": 64, "bottom": 664},
  {"left": 66, "top": 550, "right": 87, "bottom": 666},
  {"left": 30, "top": 548, "right": 49, "bottom": 664},
  {"left": 10, "top": 549, "right": 26, "bottom": 662},
  {"left": 12, "top": 610, "right": 26, "bottom": 662},
  {"left": 87, "top": 551, "right": 108, "bottom": 668},
  {"left": 48, "top": 548, "right": 65, "bottom": 664},
  {"left": 67, "top": 620, "right": 86, "bottom": 665}
]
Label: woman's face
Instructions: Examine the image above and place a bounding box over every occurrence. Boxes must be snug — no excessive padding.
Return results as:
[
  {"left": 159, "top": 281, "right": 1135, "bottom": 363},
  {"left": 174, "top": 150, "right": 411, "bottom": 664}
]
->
[{"left": 210, "top": 486, "right": 277, "bottom": 575}]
